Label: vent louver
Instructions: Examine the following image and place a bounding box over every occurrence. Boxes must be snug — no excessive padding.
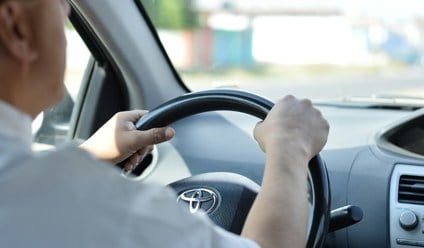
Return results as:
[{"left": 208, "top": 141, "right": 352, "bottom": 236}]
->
[{"left": 399, "top": 175, "right": 424, "bottom": 205}]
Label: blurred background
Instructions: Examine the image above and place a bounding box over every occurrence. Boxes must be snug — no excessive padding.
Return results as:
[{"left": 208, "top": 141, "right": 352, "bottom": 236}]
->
[{"left": 141, "top": 0, "right": 424, "bottom": 100}]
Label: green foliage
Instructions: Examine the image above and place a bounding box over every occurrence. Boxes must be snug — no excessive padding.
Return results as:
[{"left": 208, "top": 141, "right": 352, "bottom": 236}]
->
[{"left": 141, "top": 0, "right": 199, "bottom": 30}]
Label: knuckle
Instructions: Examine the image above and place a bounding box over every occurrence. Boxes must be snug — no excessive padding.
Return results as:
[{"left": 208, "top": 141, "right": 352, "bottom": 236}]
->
[
  {"left": 278, "top": 95, "right": 294, "bottom": 103},
  {"left": 115, "top": 112, "right": 123, "bottom": 118},
  {"left": 133, "top": 110, "right": 147, "bottom": 120},
  {"left": 284, "top": 94, "right": 295, "bottom": 100},
  {"left": 300, "top": 98, "right": 312, "bottom": 107}
]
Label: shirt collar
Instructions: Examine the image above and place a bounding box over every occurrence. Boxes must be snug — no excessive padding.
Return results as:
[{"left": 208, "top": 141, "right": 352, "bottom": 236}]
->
[{"left": 0, "top": 100, "right": 33, "bottom": 148}]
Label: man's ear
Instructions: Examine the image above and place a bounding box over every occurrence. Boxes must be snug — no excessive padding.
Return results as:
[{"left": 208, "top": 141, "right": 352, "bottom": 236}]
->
[{"left": 0, "top": 2, "right": 37, "bottom": 63}]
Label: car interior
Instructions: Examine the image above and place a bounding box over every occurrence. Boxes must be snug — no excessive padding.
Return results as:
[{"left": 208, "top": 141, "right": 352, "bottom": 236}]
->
[{"left": 33, "top": 0, "right": 424, "bottom": 247}]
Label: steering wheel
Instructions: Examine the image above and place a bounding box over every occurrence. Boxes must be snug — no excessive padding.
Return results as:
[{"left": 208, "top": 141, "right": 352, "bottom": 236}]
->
[{"left": 133, "top": 89, "right": 331, "bottom": 248}]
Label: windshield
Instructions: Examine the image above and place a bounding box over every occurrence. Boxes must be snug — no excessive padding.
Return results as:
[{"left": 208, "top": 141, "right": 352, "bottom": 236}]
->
[{"left": 140, "top": 0, "right": 424, "bottom": 104}]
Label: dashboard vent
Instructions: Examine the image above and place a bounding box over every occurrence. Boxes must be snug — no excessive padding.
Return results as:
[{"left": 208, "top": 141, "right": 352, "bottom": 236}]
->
[{"left": 399, "top": 175, "right": 424, "bottom": 205}]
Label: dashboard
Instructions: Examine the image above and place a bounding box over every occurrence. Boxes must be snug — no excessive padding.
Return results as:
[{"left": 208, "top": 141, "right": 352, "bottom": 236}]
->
[
  {"left": 135, "top": 104, "right": 424, "bottom": 247},
  {"left": 377, "top": 108, "right": 424, "bottom": 248},
  {"left": 322, "top": 106, "right": 424, "bottom": 247}
]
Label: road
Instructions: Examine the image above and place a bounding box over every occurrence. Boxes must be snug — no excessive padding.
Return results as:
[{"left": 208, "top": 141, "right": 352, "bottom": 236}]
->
[{"left": 187, "top": 67, "right": 424, "bottom": 102}]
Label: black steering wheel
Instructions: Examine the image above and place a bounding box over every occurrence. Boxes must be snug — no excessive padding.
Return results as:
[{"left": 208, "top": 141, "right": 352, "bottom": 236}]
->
[{"left": 133, "top": 89, "right": 330, "bottom": 248}]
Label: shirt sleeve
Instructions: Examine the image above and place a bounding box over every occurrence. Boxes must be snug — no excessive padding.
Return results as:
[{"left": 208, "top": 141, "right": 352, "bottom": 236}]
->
[{"left": 0, "top": 145, "right": 261, "bottom": 248}]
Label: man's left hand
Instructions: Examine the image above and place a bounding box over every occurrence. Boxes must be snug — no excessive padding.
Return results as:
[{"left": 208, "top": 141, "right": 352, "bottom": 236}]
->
[{"left": 79, "top": 110, "right": 175, "bottom": 170}]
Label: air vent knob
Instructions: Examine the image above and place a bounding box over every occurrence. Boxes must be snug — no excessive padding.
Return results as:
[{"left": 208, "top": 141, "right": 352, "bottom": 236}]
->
[{"left": 399, "top": 210, "right": 418, "bottom": 231}]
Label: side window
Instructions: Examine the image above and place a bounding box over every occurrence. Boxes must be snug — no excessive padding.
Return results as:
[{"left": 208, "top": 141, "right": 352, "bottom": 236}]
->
[{"left": 32, "top": 23, "right": 91, "bottom": 150}]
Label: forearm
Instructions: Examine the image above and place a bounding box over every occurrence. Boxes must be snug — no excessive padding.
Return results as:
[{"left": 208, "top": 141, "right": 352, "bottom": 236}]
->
[{"left": 242, "top": 145, "right": 309, "bottom": 248}]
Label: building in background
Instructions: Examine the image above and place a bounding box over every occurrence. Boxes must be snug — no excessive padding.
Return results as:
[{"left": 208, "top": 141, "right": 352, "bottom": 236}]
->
[{"left": 144, "top": 0, "right": 424, "bottom": 69}]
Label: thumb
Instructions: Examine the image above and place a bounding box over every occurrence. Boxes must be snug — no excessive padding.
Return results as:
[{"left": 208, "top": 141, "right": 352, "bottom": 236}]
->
[{"left": 134, "top": 127, "right": 175, "bottom": 147}]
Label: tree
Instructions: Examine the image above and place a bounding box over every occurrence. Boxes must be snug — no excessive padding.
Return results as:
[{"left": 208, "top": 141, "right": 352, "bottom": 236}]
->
[{"left": 141, "top": 0, "right": 199, "bottom": 30}]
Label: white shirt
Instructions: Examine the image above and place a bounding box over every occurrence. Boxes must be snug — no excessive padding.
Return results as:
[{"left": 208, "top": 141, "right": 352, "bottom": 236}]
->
[{"left": 0, "top": 100, "right": 259, "bottom": 248}]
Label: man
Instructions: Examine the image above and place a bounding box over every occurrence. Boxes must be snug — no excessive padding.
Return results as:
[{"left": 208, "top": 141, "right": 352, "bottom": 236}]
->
[{"left": 0, "top": 0, "right": 329, "bottom": 247}]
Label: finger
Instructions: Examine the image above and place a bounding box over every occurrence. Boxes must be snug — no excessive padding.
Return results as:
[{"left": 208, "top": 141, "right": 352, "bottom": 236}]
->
[
  {"left": 133, "top": 127, "right": 175, "bottom": 147},
  {"left": 137, "top": 145, "right": 153, "bottom": 156},
  {"left": 124, "top": 146, "right": 153, "bottom": 172},
  {"left": 124, "top": 153, "right": 140, "bottom": 171}
]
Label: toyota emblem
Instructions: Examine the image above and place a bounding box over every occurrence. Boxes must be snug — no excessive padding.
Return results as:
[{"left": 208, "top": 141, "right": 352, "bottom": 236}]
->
[{"left": 177, "top": 188, "right": 218, "bottom": 214}]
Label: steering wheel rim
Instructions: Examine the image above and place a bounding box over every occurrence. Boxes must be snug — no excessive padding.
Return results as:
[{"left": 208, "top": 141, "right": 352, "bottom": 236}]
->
[{"left": 134, "top": 89, "right": 331, "bottom": 248}]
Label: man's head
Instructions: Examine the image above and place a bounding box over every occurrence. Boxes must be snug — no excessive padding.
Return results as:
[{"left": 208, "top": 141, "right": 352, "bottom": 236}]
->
[{"left": 0, "top": 0, "right": 70, "bottom": 118}]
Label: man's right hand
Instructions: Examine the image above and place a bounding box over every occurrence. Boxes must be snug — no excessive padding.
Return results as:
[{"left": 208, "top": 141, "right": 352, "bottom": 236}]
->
[
  {"left": 254, "top": 95, "right": 329, "bottom": 162},
  {"left": 243, "top": 95, "right": 329, "bottom": 248}
]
